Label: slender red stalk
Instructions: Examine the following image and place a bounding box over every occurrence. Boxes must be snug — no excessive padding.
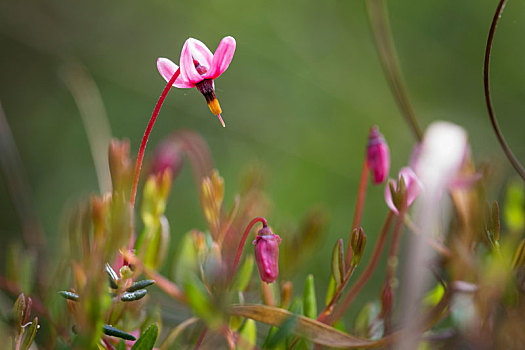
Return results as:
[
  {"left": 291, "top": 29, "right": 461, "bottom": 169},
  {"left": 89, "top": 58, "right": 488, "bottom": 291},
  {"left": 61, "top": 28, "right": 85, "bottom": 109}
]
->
[
  {"left": 328, "top": 210, "right": 395, "bottom": 324},
  {"left": 229, "top": 217, "right": 268, "bottom": 282},
  {"left": 345, "top": 157, "right": 369, "bottom": 268},
  {"left": 130, "top": 69, "right": 180, "bottom": 207},
  {"left": 194, "top": 327, "right": 207, "bottom": 349}
]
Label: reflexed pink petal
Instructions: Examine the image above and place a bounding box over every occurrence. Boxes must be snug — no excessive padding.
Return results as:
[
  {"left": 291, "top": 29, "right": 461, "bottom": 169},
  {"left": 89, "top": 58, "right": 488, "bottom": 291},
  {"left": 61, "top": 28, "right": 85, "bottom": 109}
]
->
[
  {"left": 384, "top": 167, "right": 423, "bottom": 215},
  {"left": 180, "top": 40, "right": 204, "bottom": 84},
  {"left": 205, "top": 36, "right": 236, "bottom": 79},
  {"left": 384, "top": 179, "right": 398, "bottom": 214},
  {"left": 156, "top": 57, "right": 194, "bottom": 88},
  {"left": 187, "top": 38, "right": 213, "bottom": 69},
  {"left": 398, "top": 167, "right": 423, "bottom": 206}
]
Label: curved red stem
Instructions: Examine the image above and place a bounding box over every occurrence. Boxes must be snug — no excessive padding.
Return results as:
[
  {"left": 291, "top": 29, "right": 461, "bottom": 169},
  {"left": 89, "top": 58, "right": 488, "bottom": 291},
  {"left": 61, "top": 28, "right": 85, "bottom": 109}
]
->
[
  {"left": 229, "top": 216, "right": 268, "bottom": 282},
  {"left": 130, "top": 68, "right": 181, "bottom": 207}
]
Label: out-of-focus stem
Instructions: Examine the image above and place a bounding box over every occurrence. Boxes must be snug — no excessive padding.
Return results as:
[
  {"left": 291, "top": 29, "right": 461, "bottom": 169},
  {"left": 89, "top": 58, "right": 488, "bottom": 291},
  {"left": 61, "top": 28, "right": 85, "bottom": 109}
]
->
[
  {"left": 0, "top": 103, "right": 46, "bottom": 280},
  {"left": 383, "top": 205, "right": 406, "bottom": 335},
  {"left": 366, "top": 0, "right": 423, "bottom": 141},
  {"left": 229, "top": 217, "right": 268, "bottom": 282},
  {"left": 328, "top": 210, "right": 395, "bottom": 324},
  {"left": 130, "top": 69, "right": 180, "bottom": 207},
  {"left": 346, "top": 157, "right": 369, "bottom": 268},
  {"left": 60, "top": 62, "right": 112, "bottom": 193},
  {"left": 483, "top": 0, "right": 525, "bottom": 181}
]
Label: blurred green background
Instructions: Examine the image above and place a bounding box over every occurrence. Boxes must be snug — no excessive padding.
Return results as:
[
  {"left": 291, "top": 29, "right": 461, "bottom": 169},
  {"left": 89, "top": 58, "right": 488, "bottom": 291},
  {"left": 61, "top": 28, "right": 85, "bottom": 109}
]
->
[{"left": 1, "top": 0, "right": 525, "bottom": 321}]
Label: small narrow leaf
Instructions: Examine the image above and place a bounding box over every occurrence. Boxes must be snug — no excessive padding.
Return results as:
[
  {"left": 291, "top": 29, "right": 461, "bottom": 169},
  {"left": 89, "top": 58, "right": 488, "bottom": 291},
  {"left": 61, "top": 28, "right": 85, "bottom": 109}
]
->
[
  {"left": 127, "top": 279, "right": 155, "bottom": 292},
  {"left": 131, "top": 323, "right": 159, "bottom": 350},
  {"left": 121, "top": 289, "right": 148, "bottom": 302},
  {"left": 103, "top": 325, "right": 136, "bottom": 341},
  {"left": 13, "top": 293, "right": 26, "bottom": 328},
  {"left": 331, "top": 239, "right": 344, "bottom": 287},
  {"left": 232, "top": 255, "right": 254, "bottom": 292},
  {"left": 21, "top": 317, "right": 38, "bottom": 350},
  {"left": 237, "top": 319, "right": 256, "bottom": 350},
  {"left": 106, "top": 263, "right": 119, "bottom": 289},
  {"left": 325, "top": 277, "right": 336, "bottom": 306},
  {"left": 303, "top": 275, "right": 317, "bottom": 319},
  {"left": 58, "top": 291, "right": 79, "bottom": 301}
]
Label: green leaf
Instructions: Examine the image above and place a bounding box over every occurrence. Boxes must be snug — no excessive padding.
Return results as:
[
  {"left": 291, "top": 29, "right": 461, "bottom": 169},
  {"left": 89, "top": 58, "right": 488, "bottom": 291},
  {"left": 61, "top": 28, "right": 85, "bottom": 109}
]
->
[
  {"left": 103, "top": 325, "right": 136, "bottom": 341},
  {"left": 325, "top": 276, "right": 336, "bottom": 306},
  {"left": 185, "top": 276, "right": 222, "bottom": 328},
  {"left": 13, "top": 293, "right": 26, "bottom": 328},
  {"left": 121, "top": 289, "right": 148, "bottom": 302},
  {"left": 303, "top": 274, "right": 317, "bottom": 319},
  {"left": 237, "top": 319, "right": 256, "bottom": 350},
  {"left": 232, "top": 255, "right": 254, "bottom": 292},
  {"left": 131, "top": 323, "right": 159, "bottom": 350},
  {"left": 331, "top": 239, "right": 344, "bottom": 288},
  {"left": 21, "top": 317, "right": 38, "bottom": 350},
  {"left": 504, "top": 180, "right": 525, "bottom": 232},
  {"left": 230, "top": 304, "right": 387, "bottom": 348},
  {"left": 173, "top": 232, "right": 198, "bottom": 285},
  {"left": 127, "top": 279, "right": 155, "bottom": 292},
  {"left": 58, "top": 291, "right": 79, "bottom": 301},
  {"left": 105, "top": 263, "right": 119, "bottom": 289},
  {"left": 116, "top": 340, "right": 126, "bottom": 350}
]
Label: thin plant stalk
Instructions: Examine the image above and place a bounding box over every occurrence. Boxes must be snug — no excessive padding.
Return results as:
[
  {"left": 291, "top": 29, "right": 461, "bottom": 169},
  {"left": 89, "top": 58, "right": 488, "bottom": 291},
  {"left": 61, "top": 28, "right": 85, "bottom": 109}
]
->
[
  {"left": 326, "top": 211, "right": 395, "bottom": 324},
  {"left": 483, "top": 0, "right": 525, "bottom": 181},
  {"left": 130, "top": 68, "right": 181, "bottom": 207},
  {"left": 366, "top": 0, "right": 423, "bottom": 141},
  {"left": 346, "top": 158, "right": 369, "bottom": 268},
  {"left": 60, "top": 62, "right": 113, "bottom": 193},
  {"left": 382, "top": 205, "right": 406, "bottom": 335}
]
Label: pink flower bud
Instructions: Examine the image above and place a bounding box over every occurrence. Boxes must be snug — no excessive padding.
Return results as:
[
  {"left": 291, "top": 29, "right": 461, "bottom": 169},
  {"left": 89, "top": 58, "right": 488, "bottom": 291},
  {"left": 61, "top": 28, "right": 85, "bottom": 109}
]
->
[
  {"left": 367, "top": 126, "right": 390, "bottom": 185},
  {"left": 150, "top": 140, "right": 184, "bottom": 178},
  {"left": 253, "top": 227, "right": 282, "bottom": 283},
  {"left": 384, "top": 167, "right": 423, "bottom": 215}
]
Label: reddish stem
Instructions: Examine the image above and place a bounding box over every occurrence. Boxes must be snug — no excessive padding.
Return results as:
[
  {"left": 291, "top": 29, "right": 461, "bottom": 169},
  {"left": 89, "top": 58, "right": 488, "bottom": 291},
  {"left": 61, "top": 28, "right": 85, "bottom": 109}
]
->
[
  {"left": 229, "top": 217, "right": 268, "bottom": 282},
  {"left": 194, "top": 327, "right": 207, "bottom": 349},
  {"left": 130, "top": 69, "right": 180, "bottom": 207},
  {"left": 382, "top": 207, "right": 406, "bottom": 335},
  {"left": 346, "top": 157, "right": 369, "bottom": 268},
  {"left": 328, "top": 210, "right": 395, "bottom": 324}
]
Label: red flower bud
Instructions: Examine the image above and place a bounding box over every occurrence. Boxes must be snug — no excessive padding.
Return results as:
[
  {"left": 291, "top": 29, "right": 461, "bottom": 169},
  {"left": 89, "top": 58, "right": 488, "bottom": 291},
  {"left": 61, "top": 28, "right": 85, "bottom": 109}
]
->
[
  {"left": 367, "top": 126, "right": 390, "bottom": 185},
  {"left": 253, "top": 227, "right": 282, "bottom": 283}
]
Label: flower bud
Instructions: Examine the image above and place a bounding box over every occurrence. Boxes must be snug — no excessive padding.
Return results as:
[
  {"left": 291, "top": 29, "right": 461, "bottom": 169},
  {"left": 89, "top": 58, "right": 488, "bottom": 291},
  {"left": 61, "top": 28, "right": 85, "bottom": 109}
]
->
[
  {"left": 150, "top": 140, "right": 184, "bottom": 178},
  {"left": 384, "top": 167, "right": 423, "bottom": 215},
  {"left": 253, "top": 227, "right": 282, "bottom": 284},
  {"left": 350, "top": 227, "right": 367, "bottom": 266},
  {"left": 367, "top": 126, "right": 390, "bottom": 185}
]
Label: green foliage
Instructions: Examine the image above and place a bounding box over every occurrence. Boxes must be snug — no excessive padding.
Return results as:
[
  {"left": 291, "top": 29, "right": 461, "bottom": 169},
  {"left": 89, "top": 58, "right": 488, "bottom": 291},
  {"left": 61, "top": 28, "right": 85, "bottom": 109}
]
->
[
  {"left": 131, "top": 323, "right": 159, "bottom": 350},
  {"left": 303, "top": 274, "right": 317, "bottom": 319}
]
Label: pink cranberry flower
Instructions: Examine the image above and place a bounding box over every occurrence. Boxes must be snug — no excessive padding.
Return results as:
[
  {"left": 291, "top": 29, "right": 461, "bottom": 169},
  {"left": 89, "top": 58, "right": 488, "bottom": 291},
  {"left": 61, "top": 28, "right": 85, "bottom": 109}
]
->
[
  {"left": 253, "top": 227, "right": 282, "bottom": 284},
  {"left": 366, "top": 126, "right": 390, "bottom": 185},
  {"left": 384, "top": 167, "right": 423, "bottom": 215},
  {"left": 157, "top": 36, "right": 236, "bottom": 127}
]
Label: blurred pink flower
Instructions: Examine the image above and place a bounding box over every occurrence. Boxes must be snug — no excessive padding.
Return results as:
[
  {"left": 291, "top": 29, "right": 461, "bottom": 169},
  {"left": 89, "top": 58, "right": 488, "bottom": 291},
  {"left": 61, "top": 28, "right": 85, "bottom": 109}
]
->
[
  {"left": 384, "top": 167, "right": 423, "bottom": 215},
  {"left": 366, "top": 126, "right": 390, "bottom": 185},
  {"left": 253, "top": 227, "right": 281, "bottom": 284},
  {"left": 157, "top": 36, "right": 236, "bottom": 127}
]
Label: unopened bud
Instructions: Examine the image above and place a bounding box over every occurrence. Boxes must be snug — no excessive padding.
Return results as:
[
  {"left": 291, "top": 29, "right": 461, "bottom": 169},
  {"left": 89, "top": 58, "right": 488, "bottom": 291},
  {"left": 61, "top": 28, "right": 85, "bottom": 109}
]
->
[
  {"left": 367, "top": 126, "right": 390, "bottom": 185},
  {"left": 108, "top": 139, "right": 133, "bottom": 194},
  {"left": 350, "top": 227, "right": 367, "bottom": 266},
  {"left": 253, "top": 227, "right": 282, "bottom": 284},
  {"left": 151, "top": 140, "right": 184, "bottom": 178},
  {"left": 384, "top": 167, "right": 423, "bottom": 215}
]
